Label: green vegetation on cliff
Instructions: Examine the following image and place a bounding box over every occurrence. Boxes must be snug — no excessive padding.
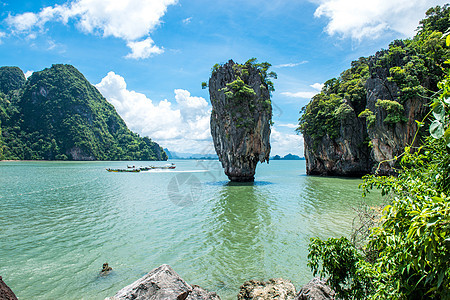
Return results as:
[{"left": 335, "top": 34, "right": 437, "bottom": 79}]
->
[
  {"left": 297, "top": 5, "right": 449, "bottom": 146},
  {"left": 0, "top": 64, "right": 167, "bottom": 161},
  {"left": 297, "top": 57, "right": 369, "bottom": 145},
  {"left": 208, "top": 58, "right": 276, "bottom": 130}
]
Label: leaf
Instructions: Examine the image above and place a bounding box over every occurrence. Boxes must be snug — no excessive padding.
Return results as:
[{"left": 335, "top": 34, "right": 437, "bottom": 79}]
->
[
  {"left": 432, "top": 102, "right": 445, "bottom": 121},
  {"left": 445, "top": 127, "right": 450, "bottom": 139},
  {"left": 430, "top": 120, "right": 444, "bottom": 139},
  {"left": 447, "top": 34, "right": 450, "bottom": 47},
  {"left": 445, "top": 96, "right": 450, "bottom": 105},
  {"left": 437, "top": 271, "right": 445, "bottom": 288}
]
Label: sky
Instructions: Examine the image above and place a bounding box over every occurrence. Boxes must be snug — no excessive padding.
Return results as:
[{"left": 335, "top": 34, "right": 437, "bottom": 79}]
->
[{"left": 0, "top": 0, "right": 447, "bottom": 156}]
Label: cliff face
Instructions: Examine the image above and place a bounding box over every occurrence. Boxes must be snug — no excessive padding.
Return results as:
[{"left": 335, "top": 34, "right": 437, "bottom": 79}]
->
[
  {"left": 300, "top": 32, "right": 445, "bottom": 176},
  {"left": 364, "top": 52, "right": 429, "bottom": 175},
  {"left": 304, "top": 99, "right": 372, "bottom": 176},
  {"left": 209, "top": 60, "right": 272, "bottom": 182}
]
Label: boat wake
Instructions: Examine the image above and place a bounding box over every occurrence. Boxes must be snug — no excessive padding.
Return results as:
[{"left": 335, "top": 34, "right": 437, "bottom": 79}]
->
[{"left": 141, "top": 169, "right": 209, "bottom": 173}]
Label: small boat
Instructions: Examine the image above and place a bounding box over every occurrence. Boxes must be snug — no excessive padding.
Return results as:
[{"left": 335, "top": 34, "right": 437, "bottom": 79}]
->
[
  {"left": 106, "top": 168, "right": 140, "bottom": 173},
  {"left": 139, "top": 163, "right": 176, "bottom": 171}
]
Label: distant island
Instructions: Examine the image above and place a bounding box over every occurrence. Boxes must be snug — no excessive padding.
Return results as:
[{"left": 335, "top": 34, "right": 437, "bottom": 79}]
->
[
  {"left": 272, "top": 154, "right": 304, "bottom": 160},
  {"left": 164, "top": 148, "right": 218, "bottom": 160}
]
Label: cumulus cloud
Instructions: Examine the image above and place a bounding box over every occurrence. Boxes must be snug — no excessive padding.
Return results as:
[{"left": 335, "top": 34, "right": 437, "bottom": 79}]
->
[
  {"left": 271, "top": 127, "right": 303, "bottom": 156},
  {"left": 6, "top": 0, "right": 177, "bottom": 58},
  {"left": 281, "top": 91, "right": 317, "bottom": 99},
  {"left": 314, "top": 0, "right": 448, "bottom": 40},
  {"left": 310, "top": 82, "right": 324, "bottom": 91},
  {"left": 95, "top": 72, "right": 301, "bottom": 155},
  {"left": 95, "top": 71, "right": 211, "bottom": 153},
  {"left": 125, "top": 38, "right": 164, "bottom": 59}
]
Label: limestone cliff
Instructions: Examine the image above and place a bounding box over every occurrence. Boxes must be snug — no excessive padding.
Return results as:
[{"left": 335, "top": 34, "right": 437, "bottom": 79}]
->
[
  {"left": 303, "top": 98, "right": 371, "bottom": 176},
  {"left": 363, "top": 50, "right": 430, "bottom": 175},
  {"left": 209, "top": 60, "right": 273, "bottom": 182},
  {"left": 299, "top": 25, "right": 447, "bottom": 176}
]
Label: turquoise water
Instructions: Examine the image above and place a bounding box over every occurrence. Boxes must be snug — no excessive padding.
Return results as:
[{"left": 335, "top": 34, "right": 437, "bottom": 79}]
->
[{"left": 0, "top": 160, "right": 380, "bottom": 299}]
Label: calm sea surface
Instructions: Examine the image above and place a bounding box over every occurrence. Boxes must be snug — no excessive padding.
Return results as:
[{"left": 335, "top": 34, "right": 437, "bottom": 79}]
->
[{"left": 0, "top": 160, "right": 380, "bottom": 299}]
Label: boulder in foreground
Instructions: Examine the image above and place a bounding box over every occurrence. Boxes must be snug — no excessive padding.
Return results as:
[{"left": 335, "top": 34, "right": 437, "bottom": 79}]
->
[
  {"left": 237, "top": 278, "right": 296, "bottom": 300},
  {"left": 0, "top": 276, "right": 18, "bottom": 300},
  {"left": 106, "top": 264, "right": 220, "bottom": 300},
  {"left": 295, "top": 278, "right": 335, "bottom": 300}
]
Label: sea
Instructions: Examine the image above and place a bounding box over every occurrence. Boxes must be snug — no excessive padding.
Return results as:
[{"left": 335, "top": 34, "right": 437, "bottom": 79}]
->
[{"left": 0, "top": 160, "right": 381, "bottom": 299}]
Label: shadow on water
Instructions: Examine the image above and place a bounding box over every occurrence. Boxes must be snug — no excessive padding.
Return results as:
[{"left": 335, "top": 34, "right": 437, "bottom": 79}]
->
[
  {"left": 206, "top": 181, "right": 273, "bottom": 187},
  {"left": 196, "top": 183, "right": 275, "bottom": 297}
]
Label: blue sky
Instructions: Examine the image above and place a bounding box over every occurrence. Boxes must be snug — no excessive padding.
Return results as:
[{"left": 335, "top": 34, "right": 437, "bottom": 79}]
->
[{"left": 0, "top": 0, "right": 447, "bottom": 156}]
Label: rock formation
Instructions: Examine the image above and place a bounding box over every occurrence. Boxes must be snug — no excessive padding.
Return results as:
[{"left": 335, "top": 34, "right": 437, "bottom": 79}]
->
[
  {"left": 363, "top": 51, "right": 428, "bottom": 175},
  {"left": 303, "top": 98, "right": 371, "bottom": 176},
  {"left": 0, "top": 276, "right": 18, "bottom": 300},
  {"left": 106, "top": 264, "right": 220, "bottom": 300},
  {"left": 238, "top": 278, "right": 297, "bottom": 300},
  {"left": 301, "top": 39, "right": 438, "bottom": 176},
  {"left": 295, "top": 278, "right": 335, "bottom": 300},
  {"left": 209, "top": 60, "right": 272, "bottom": 181}
]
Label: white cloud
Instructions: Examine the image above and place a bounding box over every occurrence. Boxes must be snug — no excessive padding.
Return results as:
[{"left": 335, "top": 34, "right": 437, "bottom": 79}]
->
[
  {"left": 281, "top": 91, "right": 317, "bottom": 99},
  {"left": 0, "top": 31, "right": 5, "bottom": 43},
  {"left": 24, "top": 71, "right": 33, "bottom": 79},
  {"left": 95, "top": 71, "right": 211, "bottom": 153},
  {"left": 6, "top": 0, "right": 177, "bottom": 58},
  {"left": 274, "top": 61, "right": 308, "bottom": 68},
  {"left": 271, "top": 127, "right": 303, "bottom": 156},
  {"left": 182, "top": 17, "right": 192, "bottom": 25},
  {"left": 310, "top": 82, "right": 324, "bottom": 91},
  {"left": 95, "top": 72, "right": 302, "bottom": 155},
  {"left": 314, "top": 0, "right": 448, "bottom": 40},
  {"left": 125, "top": 38, "right": 164, "bottom": 59},
  {"left": 278, "top": 123, "right": 298, "bottom": 129}
]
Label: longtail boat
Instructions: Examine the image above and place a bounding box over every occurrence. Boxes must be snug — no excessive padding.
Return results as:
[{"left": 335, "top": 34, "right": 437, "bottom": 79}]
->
[{"left": 106, "top": 168, "right": 140, "bottom": 173}]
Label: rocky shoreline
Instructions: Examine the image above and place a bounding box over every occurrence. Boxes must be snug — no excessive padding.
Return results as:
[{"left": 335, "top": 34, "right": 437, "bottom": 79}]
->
[{"left": 1, "top": 265, "right": 335, "bottom": 300}]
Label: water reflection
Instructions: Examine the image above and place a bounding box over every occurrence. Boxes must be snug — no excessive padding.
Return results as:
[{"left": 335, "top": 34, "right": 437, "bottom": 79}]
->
[
  {"left": 299, "top": 175, "right": 381, "bottom": 239},
  {"left": 199, "top": 183, "right": 274, "bottom": 296}
]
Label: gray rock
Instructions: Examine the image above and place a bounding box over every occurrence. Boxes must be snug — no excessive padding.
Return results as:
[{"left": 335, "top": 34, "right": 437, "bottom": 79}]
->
[
  {"left": 209, "top": 60, "right": 271, "bottom": 182},
  {"left": 364, "top": 50, "right": 427, "bottom": 175},
  {"left": 295, "top": 278, "right": 335, "bottom": 300},
  {"left": 106, "top": 264, "right": 220, "bottom": 300},
  {"left": 187, "top": 285, "right": 220, "bottom": 300},
  {"left": 0, "top": 276, "right": 18, "bottom": 300},
  {"left": 237, "top": 278, "right": 296, "bottom": 299},
  {"left": 304, "top": 99, "right": 372, "bottom": 177}
]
